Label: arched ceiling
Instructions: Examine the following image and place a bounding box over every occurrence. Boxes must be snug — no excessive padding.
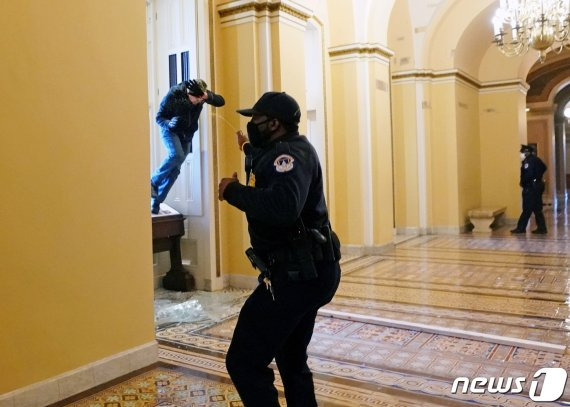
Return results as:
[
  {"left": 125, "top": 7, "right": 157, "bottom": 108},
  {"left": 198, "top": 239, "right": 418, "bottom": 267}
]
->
[
  {"left": 453, "top": 2, "right": 496, "bottom": 78},
  {"left": 326, "top": 0, "right": 561, "bottom": 85},
  {"left": 527, "top": 49, "right": 570, "bottom": 103},
  {"left": 387, "top": 0, "right": 415, "bottom": 72},
  {"left": 423, "top": 0, "right": 495, "bottom": 72},
  {"left": 324, "top": 0, "right": 396, "bottom": 47}
]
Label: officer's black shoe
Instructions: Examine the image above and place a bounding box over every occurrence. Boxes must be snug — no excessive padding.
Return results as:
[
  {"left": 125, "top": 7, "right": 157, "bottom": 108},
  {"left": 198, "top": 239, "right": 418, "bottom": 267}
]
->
[
  {"left": 531, "top": 229, "right": 547, "bottom": 234},
  {"left": 510, "top": 228, "right": 526, "bottom": 234},
  {"left": 151, "top": 204, "right": 160, "bottom": 215}
]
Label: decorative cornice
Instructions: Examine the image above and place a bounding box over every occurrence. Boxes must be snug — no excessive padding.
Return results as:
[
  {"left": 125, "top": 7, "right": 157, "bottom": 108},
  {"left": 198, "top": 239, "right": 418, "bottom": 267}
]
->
[
  {"left": 480, "top": 80, "right": 524, "bottom": 90},
  {"left": 329, "top": 43, "right": 394, "bottom": 62},
  {"left": 527, "top": 106, "right": 557, "bottom": 116},
  {"left": 392, "top": 69, "right": 528, "bottom": 94},
  {"left": 392, "top": 69, "right": 478, "bottom": 88},
  {"left": 218, "top": 1, "right": 310, "bottom": 21}
]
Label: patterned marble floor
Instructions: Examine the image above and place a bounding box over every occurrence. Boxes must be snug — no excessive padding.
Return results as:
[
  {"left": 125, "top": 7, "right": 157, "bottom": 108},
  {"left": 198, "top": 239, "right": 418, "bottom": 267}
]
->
[{"left": 57, "top": 208, "right": 570, "bottom": 406}]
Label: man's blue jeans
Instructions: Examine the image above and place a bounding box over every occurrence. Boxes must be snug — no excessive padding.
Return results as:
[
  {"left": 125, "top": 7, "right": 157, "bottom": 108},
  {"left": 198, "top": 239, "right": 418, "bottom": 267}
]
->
[{"left": 151, "top": 129, "right": 191, "bottom": 211}]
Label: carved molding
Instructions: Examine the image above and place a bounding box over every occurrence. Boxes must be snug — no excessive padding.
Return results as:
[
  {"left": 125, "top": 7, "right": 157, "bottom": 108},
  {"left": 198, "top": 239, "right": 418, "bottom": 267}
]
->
[
  {"left": 392, "top": 69, "right": 528, "bottom": 94},
  {"left": 328, "top": 43, "right": 394, "bottom": 64},
  {"left": 217, "top": 1, "right": 310, "bottom": 21}
]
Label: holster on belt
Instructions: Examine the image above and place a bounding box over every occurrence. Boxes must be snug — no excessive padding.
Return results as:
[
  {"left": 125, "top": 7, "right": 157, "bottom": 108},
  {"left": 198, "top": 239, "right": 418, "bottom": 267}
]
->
[
  {"left": 316, "top": 224, "right": 341, "bottom": 263},
  {"left": 285, "top": 222, "right": 318, "bottom": 281},
  {"left": 261, "top": 221, "right": 341, "bottom": 282}
]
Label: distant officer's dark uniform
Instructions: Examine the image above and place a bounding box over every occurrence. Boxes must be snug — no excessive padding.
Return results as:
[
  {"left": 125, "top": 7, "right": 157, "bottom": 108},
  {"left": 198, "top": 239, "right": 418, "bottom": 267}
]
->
[
  {"left": 222, "top": 92, "right": 341, "bottom": 406},
  {"left": 512, "top": 145, "right": 547, "bottom": 234}
]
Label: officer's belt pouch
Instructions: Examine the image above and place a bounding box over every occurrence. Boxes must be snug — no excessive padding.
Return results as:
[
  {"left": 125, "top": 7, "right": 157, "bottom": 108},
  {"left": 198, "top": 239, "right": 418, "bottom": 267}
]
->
[
  {"left": 288, "top": 236, "right": 318, "bottom": 281},
  {"left": 267, "top": 244, "right": 317, "bottom": 282},
  {"left": 319, "top": 225, "right": 341, "bottom": 262},
  {"left": 277, "top": 230, "right": 341, "bottom": 282}
]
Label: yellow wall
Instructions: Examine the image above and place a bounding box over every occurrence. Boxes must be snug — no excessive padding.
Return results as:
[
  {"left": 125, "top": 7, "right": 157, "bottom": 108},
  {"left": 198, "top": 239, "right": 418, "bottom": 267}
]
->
[
  {"left": 391, "top": 82, "right": 420, "bottom": 229},
  {"left": 428, "top": 82, "right": 460, "bottom": 226},
  {"left": 330, "top": 62, "right": 364, "bottom": 244},
  {"left": 272, "top": 19, "right": 307, "bottom": 134},
  {"left": 329, "top": 56, "right": 394, "bottom": 246},
  {"left": 216, "top": 13, "right": 257, "bottom": 278},
  {"left": 370, "top": 61, "right": 395, "bottom": 243},
  {"left": 0, "top": 1, "right": 154, "bottom": 393},
  {"left": 455, "top": 83, "right": 481, "bottom": 223},
  {"left": 479, "top": 91, "right": 526, "bottom": 218}
]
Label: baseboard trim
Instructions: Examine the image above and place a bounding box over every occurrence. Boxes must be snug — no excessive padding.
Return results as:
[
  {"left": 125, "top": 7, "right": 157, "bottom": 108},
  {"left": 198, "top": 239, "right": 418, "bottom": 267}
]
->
[
  {"left": 423, "top": 225, "right": 467, "bottom": 235},
  {"left": 0, "top": 341, "right": 158, "bottom": 407},
  {"left": 229, "top": 274, "right": 259, "bottom": 289},
  {"left": 395, "top": 226, "right": 421, "bottom": 236}
]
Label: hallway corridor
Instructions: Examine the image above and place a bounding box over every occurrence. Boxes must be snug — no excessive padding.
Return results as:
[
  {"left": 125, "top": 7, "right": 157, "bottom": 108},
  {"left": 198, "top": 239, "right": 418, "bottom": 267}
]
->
[{"left": 55, "top": 207, "right": 570, "bottom": 406}]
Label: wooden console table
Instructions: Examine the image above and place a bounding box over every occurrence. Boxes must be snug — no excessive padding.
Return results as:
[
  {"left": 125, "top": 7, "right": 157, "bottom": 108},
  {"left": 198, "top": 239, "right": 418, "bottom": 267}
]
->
[{"left": 151, "top": 205, "right": 195, "bottom": 291}]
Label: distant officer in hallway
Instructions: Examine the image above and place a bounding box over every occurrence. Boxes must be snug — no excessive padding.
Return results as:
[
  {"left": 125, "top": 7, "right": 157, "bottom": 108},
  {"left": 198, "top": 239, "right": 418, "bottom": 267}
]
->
[
  {"left": 151, "top": 79, "right": 225, "bottom": 214},
  {"left": 218, "top": 92, "right": 341, "bottom": 407},
  {"left": 511, "top": 144, "right": 548, "bottom": 234}
]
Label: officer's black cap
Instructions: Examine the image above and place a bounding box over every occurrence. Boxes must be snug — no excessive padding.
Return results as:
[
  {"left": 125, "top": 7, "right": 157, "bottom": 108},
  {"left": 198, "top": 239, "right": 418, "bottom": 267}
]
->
[
  {"left": 237, "top": 92, "right": 301, "bottom": 124},
  {"left": 520, "top": 144, "right": 534, "bottom": 153}
]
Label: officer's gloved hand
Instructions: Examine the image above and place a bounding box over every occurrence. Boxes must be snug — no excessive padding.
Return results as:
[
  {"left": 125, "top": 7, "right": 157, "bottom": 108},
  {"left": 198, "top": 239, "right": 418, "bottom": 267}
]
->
[{"left": 168, "top": 116, "right": 181, "bottom": 130}]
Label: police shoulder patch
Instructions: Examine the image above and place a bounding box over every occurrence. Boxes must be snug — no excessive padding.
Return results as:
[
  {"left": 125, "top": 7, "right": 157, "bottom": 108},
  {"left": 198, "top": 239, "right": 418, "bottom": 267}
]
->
[{"left": 274, "top": 154, "right": 295, "bottom": 173}]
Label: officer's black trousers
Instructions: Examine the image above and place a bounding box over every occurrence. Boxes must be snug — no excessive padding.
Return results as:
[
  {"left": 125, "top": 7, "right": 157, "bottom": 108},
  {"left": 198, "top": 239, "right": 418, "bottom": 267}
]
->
[
  {"left": 515, "top": 187, "right": 547, "bottom": 231},
  {"left": 226, "top": 261, "right": 341, "bottom": 407}
]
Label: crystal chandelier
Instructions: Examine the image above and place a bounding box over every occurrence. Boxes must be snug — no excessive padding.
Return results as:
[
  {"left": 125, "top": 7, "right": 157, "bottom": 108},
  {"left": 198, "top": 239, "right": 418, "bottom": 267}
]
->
[{"left": 493, "top": 0, "right": 570, "bottom": 62}]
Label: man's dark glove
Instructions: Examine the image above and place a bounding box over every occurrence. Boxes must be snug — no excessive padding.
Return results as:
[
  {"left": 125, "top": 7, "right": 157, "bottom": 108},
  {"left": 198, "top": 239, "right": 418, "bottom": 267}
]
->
[
  {"left": 168, "top": 116, "right": 181, "bottom": 130},
  {"left": 186, "top": 79, "right": 207, "bottom": 96}
]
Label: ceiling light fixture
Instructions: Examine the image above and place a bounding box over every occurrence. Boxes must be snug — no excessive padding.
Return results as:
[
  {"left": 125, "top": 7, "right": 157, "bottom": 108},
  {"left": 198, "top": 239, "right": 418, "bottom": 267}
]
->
[{"left": 493, "top": 0, "right": 570, "bottom": 62}]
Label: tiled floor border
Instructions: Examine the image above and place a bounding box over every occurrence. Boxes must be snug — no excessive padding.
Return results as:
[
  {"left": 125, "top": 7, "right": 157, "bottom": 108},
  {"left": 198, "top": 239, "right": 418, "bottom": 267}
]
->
[
  {"left": 157, "top": 345, "right": 470, "bottom": 406},
  {"left": 319, "top": 309, "right": 566, "bottom": 354},
  {"left": 158, "top": 343, "right": 555, "bottom": 406}
]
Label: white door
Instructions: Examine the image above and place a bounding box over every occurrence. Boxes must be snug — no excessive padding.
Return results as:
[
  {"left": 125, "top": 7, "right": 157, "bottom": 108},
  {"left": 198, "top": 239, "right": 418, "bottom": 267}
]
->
[{"left": 150, "top": 0, "right": 202, "bottom": 216}]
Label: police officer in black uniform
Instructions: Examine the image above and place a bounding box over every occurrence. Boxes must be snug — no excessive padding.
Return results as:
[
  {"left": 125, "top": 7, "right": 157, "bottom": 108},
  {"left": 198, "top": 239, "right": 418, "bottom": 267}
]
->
[
  {"left": 218, "top": 92, "right": 341, "bottom": 406},
  {"left": 511, "top": 144, "right": 548, "bottom": 234}
]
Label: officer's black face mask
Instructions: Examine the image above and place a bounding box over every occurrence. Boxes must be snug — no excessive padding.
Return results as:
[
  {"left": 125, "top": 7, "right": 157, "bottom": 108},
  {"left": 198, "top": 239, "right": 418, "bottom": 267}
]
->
[{"left": 247, "top": 118, "right": 273, "bottom": 148}]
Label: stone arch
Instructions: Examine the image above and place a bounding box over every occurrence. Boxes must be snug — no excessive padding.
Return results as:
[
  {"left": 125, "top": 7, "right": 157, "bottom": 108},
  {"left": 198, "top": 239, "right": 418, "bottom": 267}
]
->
[
  {"left": 367, "top": 0, "right": 397, "bottom": 45},
  {"left": 387, "top": 0, "right": 415, "bottom": 71},
  {"left": 550, "top": 79, "right": 570, "bottom": 105},
  {"left": 422, "top": 0, "right": 495, "bottom": 71},
  {"left": 325, "top": 0, "right": 396, "bottom": 47}
]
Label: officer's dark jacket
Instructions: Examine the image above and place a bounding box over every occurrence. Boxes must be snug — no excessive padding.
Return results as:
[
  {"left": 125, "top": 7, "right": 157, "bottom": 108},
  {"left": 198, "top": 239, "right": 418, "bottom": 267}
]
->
[
  {"left": 155, "top": 82, "right": 224, "bottom": 146},
  {"left": 520, "top": 154, "right": 547, "bottom": 187},
  {"left": 224, "top": 133, "right": 329, "bottom": 252}
]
